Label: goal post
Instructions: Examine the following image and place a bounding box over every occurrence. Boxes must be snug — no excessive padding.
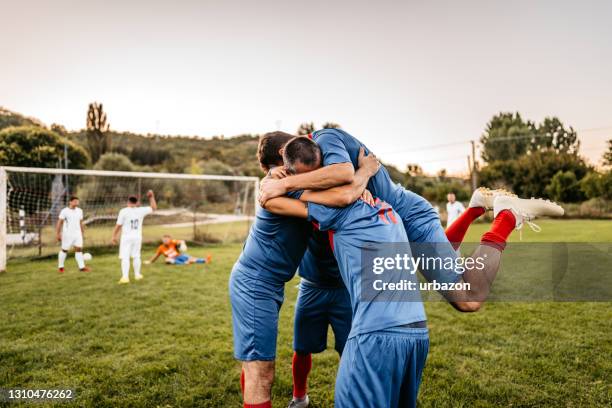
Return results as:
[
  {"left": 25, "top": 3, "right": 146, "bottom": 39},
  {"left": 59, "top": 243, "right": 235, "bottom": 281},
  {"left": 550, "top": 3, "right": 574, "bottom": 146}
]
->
[{"left": 0, "top": 166, "right": 260, "bottom": 271}]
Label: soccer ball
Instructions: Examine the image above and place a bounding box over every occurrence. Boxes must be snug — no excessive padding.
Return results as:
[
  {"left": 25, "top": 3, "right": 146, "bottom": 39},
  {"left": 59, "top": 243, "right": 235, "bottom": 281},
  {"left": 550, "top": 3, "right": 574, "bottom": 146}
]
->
[
  {"left": 179, "top": 242, "right": 187, "bottom": 252},
  {"left": 83, "top": 253, "right": 93, "bottom": 261}
]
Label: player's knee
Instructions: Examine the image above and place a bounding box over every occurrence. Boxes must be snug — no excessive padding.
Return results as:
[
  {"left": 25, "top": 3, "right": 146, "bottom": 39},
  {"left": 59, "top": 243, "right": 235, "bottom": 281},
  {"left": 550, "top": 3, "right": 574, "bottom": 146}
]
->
[
  {"left": 243, "top": 361, "right": 275, "bottom": 387},
  {"left": 74, "top": 247, "right": 82, "bottom": 252}
]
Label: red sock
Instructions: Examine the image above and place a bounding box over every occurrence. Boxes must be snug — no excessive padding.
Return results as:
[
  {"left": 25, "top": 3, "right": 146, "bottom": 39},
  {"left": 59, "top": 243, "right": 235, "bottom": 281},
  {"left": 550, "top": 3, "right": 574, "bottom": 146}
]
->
[
  {"left": 244, "top": 402, "right": 271, "bottom": 408},
  {"left": 292, "top": 352, "right": 312, "bottom": 398},
  {"left": 481, "top": 210, "right": 516, "bottom": 251},
  {"left": 240, "top": 369, "right": 245, "bottom": 397},
  {"left": 445, "top": 207, "right": 485, "bottom": 250}
]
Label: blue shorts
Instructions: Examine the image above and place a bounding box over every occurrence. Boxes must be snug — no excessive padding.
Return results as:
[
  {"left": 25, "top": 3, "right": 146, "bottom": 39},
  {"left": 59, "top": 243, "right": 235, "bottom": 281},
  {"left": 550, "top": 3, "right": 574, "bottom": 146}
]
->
[
  {"left": 173, "top": 254, "right": 190, "bottom": 264},
  {"left": 335, "top": 327, "right": 429, "bottom": 408},
  {"left": 229, "top": 263, "right": 284, "bottom": 361},
  {"left": 293, "top": 281, "right": 352, "bottom": 355}
]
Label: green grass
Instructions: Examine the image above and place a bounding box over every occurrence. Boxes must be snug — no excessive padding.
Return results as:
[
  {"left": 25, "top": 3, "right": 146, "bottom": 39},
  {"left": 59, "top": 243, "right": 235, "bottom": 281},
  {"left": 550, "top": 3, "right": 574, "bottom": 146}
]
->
[{"left": 1, "top": 220, "right": 611, "bottom": 407}]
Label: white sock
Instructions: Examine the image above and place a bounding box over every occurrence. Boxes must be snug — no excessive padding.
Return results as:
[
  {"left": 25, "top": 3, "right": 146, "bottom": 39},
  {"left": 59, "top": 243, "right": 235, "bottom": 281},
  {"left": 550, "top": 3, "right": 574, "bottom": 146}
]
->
[
  {"left": 75, "top": 252, "right": 85, "bottom": 269},
  {"left": 58, "top": 251, "right": 67, "bottom": 268},
  {"left": 133, "top": 257, "right": 142, "bottom": 277},
  {"left": 121, "top": 259, "right": 130, "bottom": 279}
]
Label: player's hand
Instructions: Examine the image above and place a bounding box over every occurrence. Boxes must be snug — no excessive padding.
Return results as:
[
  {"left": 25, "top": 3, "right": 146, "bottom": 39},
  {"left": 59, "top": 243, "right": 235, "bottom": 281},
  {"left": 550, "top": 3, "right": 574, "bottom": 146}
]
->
[
  {"left": 56, "top": 234, "right": 62, "bottom": 242},
  {"left": 360, "top": 189, "right": 375, "bottom": 206},
  {"left": 144, "top": 260, "right": 151, "bottom": 265},
  {"left": 146, "top": 190, "right": 154, "bottom": 198},
  {"left": 268, "top": 166, "right": 289, "bottom": 179},
  {"left": 111, "top": 237, "right": 118, "bottom": 245},
  {"left": 358, "top": 147, "right": 380, "bottom": 177},
  {"left": 259, "top": 178, "right": 287, "bottom": 206}
]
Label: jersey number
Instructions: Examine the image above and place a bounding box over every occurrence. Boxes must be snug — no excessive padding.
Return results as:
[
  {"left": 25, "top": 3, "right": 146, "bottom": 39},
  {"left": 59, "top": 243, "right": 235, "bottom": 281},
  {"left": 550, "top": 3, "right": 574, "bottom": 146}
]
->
[{"left": 130, "top": 219, "right": 139, "bottom": 230}]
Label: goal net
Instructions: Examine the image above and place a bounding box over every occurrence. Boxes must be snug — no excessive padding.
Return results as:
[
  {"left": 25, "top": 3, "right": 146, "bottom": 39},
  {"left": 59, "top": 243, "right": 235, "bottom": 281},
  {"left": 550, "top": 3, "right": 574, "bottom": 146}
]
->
[{"left": 0, "top": 167, "right": 259, "bottom": 270}]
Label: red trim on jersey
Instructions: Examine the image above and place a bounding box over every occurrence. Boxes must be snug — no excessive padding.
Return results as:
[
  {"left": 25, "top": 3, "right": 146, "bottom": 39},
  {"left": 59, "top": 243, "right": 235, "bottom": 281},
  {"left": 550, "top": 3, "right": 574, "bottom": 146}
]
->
[
  {"left": 307, "top": 133, "right": 313, "bottom": 139},
  {"left": 386, "top": 208, "right": 398, "bottom": 224},
  {"left": 311, "top": 221, "right": 320, "bottom": 230},
  {"left": 328, "top": 230, "right": 335, "bottom": 252}
]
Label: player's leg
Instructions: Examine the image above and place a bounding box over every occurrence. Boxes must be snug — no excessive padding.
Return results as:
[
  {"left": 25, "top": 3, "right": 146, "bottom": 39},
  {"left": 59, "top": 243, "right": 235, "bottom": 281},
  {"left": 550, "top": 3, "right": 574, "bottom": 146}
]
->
[
  {"left": 335, "top": 328, "right": 428, "bottom": 408},
  {"left": 58, "top": 248, "right": 68, "bottom": 273},
  {"left": 74, "top": 234, "right": 90, "bottom": 272},
  {"left": 119, "top": 239, "right": 131, "bottom": 283},
  {"left": 398, "top": 329, "right": 430, "bottom": 408},
  {"left": 132, "top": 239, "right": 143, "bottom": 280},
  {"left": 328, "top": 287, "right": 352, "bottom": 356},
  {"left": 443, "top": 195, "right": 564, "bottom": 307},
  {"left": 289, "top": 283, "right": 328, "bottom": 407},
  {"left": 229, "top": 264, "right": 284, "bottom": 406},
  {"left": 445, "top": 188, "right": 515, "bottom": 250}
]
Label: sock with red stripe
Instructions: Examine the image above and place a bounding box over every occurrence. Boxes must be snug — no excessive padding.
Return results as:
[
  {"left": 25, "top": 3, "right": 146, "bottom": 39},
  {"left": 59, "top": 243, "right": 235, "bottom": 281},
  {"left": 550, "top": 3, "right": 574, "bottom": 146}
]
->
[
  {"left": 240, "top": 369, "right": 245, "bottom": 397},
  {"left": 244, "top": 402, "right": 271, "bottom": 408},
  {"left": 445, "top": 207, "right": 485, "bottom": 250},
  {"left": 481, "top": 210, "right": 516, "bottom": 251},
  {"left": 292, "top": 352, "right": 312, "bottom": 399}
]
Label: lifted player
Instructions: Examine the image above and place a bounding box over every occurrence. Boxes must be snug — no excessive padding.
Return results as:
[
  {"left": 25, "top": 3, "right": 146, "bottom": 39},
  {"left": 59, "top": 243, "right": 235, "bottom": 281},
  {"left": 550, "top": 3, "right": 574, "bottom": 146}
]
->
[
  {"left": 56, "top": 196, "right": 90, "bottom": 273},
  {"left": 111, "top": 190, "right": 157, "bottom": 283},
  {"left": 146, "top": 234, "right": 212, "bottom": 265}
]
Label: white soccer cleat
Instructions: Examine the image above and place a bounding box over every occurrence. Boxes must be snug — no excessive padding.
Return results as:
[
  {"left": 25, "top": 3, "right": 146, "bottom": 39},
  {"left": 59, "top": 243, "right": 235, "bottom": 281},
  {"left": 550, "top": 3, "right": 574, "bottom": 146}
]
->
[
  {"left": 287, "top": 395, "right": 309, "bottom": 408},
  {"left": 118, "top": 277, "right": 130, "bottom": 284},
  {"left": 493, "top": 195, "right": 564, "bottom": 231},
  {"left": 135, "top": 274, "right": 144, "bottom": 281},
  {"left": 469, "top": 187, "right": 516, "bottom": 210}
]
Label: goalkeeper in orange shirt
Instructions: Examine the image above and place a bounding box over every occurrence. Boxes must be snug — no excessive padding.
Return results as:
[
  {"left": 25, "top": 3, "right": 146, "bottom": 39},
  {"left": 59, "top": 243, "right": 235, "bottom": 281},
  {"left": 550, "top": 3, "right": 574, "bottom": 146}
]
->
[{"left": 146, "top": 234, "right": 212, "bottom": 265}]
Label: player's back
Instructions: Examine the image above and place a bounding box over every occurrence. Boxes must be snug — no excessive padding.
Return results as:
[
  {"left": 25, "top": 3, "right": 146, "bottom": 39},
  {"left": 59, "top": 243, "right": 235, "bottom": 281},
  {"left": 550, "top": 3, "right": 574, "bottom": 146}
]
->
[
  {"left": 312, "top": 128, "right": 438, "bottom": 229},
  {"left": 117, "top": 206, "right": 152, "bottom": 239},
  {"left": 307, "top": 198, "right": 426, "bottom": 338},
  {"left": 236, "top": 206, "right": 311, "bottom": 284}
]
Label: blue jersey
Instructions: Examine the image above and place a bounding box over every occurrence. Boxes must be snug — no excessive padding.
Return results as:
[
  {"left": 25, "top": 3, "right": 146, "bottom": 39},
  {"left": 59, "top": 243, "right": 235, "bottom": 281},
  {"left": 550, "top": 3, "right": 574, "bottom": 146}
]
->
[
  {"left": 312, "top": 129, "right": 439, "bottom": 231},
  {"left": 236, "top": 203, "right": 310, "bottom": 285},
  {"left": 299, "top": 227, "right": 343, "bottom": 288},
  {"left": 305, "top": 198, "right": 426, "bottom": 339}
]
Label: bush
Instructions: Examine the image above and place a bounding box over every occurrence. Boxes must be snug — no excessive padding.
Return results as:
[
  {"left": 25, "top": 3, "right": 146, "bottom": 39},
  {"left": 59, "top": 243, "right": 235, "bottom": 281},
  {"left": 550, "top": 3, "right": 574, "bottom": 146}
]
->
[
  {"left": 94, "top": 153, "right": 136, "bottom": 172},
  {"left": 546, "top": 170, "right": 584, "bottom": 203},
  {"left": 0, "top": 126, "right": 89, "bottom": 169}
]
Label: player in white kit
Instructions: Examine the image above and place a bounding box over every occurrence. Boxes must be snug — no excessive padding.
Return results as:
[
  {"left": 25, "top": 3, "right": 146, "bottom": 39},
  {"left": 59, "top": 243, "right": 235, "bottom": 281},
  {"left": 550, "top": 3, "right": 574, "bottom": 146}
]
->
[
  {"left": 111, "top": 190, "right": 157, "bottom": 284},
  {"left": 56, "top": 196, "right": 89, "bottom": 273}
]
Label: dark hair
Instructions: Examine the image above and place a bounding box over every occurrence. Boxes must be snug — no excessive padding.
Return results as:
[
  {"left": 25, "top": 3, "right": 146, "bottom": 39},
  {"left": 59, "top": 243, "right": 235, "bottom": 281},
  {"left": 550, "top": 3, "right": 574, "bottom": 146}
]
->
[
  {"left": 128, "top": 195, "right": 138, "bottom": 204},
  {"left": 257, "top": 131, "right": 294, "bottom": 172},
  {"left": 283, "top": 136, "right": 322, "bottom": 173},
  {"left": 69, "top": 196, "right": 79, "bottom": 202}
]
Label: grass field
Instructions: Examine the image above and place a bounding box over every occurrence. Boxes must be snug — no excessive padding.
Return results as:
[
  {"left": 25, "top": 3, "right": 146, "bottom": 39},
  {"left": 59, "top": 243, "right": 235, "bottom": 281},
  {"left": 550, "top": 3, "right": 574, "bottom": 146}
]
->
[{"left": 1, "top": 219, "right": 611, "bottom": 407}]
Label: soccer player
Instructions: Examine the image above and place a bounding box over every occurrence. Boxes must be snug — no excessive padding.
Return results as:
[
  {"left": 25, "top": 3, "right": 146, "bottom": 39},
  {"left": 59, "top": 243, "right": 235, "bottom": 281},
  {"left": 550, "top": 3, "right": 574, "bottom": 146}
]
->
[
  {"left": 146, "top": 234, "right": 212, "bottom": 265},
  {"left": 445, "top": 191, "right": 465, "bottom": 228},
  {"left": 111, "top": 190, "right": 157, "bottom": 284},
  {"left": 288, "top": 228, "right": 352, "bottom": 408},
  {"left": 263, "top": 183, "right": 564, "bottom": 407},
  {"left": 231, "top": 143, "right": 379, "bottom": 408},
  {"left": 55, "top": 196, "right": 90, "bottom": 273}
]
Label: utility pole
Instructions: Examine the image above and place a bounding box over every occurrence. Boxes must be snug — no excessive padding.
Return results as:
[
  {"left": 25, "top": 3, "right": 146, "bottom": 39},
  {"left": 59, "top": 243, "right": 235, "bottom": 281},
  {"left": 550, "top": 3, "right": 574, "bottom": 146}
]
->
[{"left": 470, "top": 140, "right": 478, "bottom": 192}]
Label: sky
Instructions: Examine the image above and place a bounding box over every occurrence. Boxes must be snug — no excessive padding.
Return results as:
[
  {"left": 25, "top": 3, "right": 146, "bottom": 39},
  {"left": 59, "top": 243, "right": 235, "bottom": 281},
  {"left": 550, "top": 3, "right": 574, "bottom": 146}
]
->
[{"left": 1, "top": 0, "right": 611, "bottom": 174}]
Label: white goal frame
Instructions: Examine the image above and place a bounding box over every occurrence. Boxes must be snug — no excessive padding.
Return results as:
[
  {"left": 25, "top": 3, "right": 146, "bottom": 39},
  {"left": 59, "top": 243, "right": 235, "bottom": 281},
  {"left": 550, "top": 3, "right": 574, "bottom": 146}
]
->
[{"left": 0, "top": 166, "right": 260, "bottom": 272}]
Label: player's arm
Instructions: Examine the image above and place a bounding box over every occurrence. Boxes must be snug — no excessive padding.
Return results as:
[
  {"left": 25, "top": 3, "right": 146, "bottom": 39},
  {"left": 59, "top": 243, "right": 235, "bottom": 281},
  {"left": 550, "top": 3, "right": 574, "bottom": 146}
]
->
[
  {"left": 80, "top": 220, "right": 85, "bottom": 236},
  {"left": 147, "top": 190, "right": 157, "bottom": 211},
  {"left": 111, "top": 225, "right": 121, "bottom": 245},
  {"left": 55, "top": 219, "right": 64, "bottom": 242},
  {"left": 259, "top": 163, "right": 354, "bottom": 205},
  {"left": 299, "top": 147, "right": 379, "bottom": 207},
  {"left": 262, "top": 197, "right": 309, "bottom": 218},
  {"left": 148, "top": 252, "right": 161, "bottom": 264}
]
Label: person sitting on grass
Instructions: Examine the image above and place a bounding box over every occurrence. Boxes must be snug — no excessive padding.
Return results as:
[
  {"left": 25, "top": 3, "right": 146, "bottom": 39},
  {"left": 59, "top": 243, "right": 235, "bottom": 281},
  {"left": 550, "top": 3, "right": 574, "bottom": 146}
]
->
[{"left": 145, "top": 234, "right": 212, "bottom": 265}]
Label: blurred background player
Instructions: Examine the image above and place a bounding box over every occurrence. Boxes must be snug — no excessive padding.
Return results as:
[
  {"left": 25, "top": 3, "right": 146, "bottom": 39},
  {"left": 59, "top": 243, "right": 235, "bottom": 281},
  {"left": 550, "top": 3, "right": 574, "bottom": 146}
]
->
[
  {"left": 111, "top": 190, "right": 157, "bottom": 283},
  {"left": 146, "top": 234, "right": 212, "bottom": 265},
  {"left": 445, "top": 192, "right": 465, "bottom": 228},
  {"left": 56, "top": 196, "right": 90, "bottom": 273}
]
